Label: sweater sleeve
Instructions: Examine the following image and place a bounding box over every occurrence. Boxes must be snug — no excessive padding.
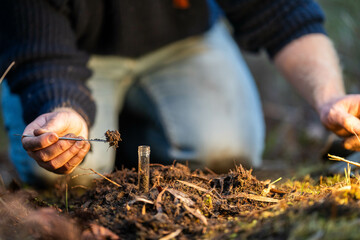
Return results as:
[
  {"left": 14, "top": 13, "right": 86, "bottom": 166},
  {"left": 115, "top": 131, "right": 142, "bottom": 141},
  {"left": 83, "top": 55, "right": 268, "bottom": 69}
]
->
[
  {"left": 0, "top": 0, "right": 96, "bottom": 126},
  {"left": 215, "top": 0, "right": 326, "bottom": 58}
]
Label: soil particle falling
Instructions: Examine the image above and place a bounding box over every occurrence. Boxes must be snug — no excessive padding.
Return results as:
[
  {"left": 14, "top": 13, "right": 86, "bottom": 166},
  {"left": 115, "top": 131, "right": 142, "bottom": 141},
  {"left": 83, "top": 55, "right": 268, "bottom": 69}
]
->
[{"left": 104, "top": 130, "right": 122, "bottom": 149}]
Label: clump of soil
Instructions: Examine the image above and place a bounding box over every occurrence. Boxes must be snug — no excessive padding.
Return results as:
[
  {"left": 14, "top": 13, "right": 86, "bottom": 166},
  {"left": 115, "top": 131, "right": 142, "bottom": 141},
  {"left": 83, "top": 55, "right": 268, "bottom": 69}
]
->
[{"left": 104, "top": 130, "right": 122, "bottom": 149}]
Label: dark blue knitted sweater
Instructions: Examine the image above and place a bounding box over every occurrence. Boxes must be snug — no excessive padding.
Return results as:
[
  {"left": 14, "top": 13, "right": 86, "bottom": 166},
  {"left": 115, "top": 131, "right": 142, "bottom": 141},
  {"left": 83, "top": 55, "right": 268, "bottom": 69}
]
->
[{"left": 0, "top": 0, "right": 325, "bottom": 126}]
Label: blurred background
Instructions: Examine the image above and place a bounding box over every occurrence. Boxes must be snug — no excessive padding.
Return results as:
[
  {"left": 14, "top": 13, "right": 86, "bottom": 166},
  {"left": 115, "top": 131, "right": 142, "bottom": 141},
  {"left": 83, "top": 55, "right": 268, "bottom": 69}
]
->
[{"left": 0, "top": 0, "right": 359, "bottom": 180}]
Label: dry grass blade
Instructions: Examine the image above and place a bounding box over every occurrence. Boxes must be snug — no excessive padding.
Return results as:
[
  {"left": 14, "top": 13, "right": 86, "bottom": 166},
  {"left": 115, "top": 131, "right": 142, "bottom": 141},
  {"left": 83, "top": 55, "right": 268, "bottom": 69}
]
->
[
  {"left": 167, "top": 188, "right": 195, "bottom": 206},
  {"left": 352, "top": 126, "right": 360, "bottom": 143},
  {"left": 80, "top": 168, "right": 122, "bottom": 187},
  {"left": 128, "top": 196, "right": 154, "bottom": 205},
  {"left": 204, "top": 167, "right": 217, "bottom": 175},
  {"left": 177, "top": 180, "right": 209, "bottom": 193},
  {"left": 159, "top": 229, "right": 182, "bottom": 240},
  {"left": 156, "top": 187, "right": 167, "bottom": 213},
  {"left": 328, "top": 154, "right": 360, "bottom": 168},
  {"left": 223, "top": 193, "right": 279, "bottom": 203},
  {"left": 182, "top": 204, "right": 208, "bottom": 225},
  {"left": 0, "top": 61, "right": 15, "bottom": 84},
  {"left": 71, "top": 185, "right": 89, "bottom": 190}
]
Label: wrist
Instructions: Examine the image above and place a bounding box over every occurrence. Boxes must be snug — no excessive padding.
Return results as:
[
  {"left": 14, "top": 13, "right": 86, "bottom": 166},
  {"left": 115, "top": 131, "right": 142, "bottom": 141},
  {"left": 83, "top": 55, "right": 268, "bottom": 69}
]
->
[{"left": 314, "top": 88, "right": 346, "bottom": 114}]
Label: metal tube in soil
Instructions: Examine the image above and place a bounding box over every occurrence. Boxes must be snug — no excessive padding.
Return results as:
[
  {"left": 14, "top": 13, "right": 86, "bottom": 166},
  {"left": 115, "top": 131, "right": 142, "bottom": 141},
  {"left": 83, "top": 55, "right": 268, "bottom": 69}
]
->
[{"left": 138, "top": 145, "right": 150, "bottom": 193}]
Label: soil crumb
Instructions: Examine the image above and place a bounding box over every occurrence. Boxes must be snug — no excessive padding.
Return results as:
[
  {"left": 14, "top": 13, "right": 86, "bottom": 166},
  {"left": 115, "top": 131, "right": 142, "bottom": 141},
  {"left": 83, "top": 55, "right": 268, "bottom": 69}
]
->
[{"left": 104, "top": 130, "right": 122, "bottom": 149}]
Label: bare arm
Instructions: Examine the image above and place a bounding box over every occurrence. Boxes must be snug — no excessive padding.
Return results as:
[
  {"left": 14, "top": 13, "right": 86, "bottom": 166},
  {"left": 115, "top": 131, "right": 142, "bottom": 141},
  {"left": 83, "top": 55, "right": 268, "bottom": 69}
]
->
[{"left": 274, "top": 33, "right": 360, "bottom": 150}]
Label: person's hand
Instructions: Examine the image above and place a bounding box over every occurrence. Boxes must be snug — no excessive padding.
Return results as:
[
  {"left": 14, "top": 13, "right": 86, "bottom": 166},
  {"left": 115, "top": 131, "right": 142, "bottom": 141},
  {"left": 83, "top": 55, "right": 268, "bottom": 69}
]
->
[
  {"left": 22, "top": 107, "right": 91, "bottom": 174},
  {"left": 319, "top": 94, "right": 360, "bottom": 150}
]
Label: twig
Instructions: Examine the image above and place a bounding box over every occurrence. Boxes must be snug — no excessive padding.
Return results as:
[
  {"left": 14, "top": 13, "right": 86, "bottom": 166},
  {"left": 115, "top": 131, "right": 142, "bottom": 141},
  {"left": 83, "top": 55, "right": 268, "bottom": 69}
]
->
[
  {"left": 0, "top": 61, "right": 15, "bottom": 84},
  {"left": 159, "top": 229, "right": 182, "bottom": 240},
  {"left": 223, "top": 192, "right": 279, "bottom": 203},
  {"left": 177, "top": 180, "right": 210, "bottom": 193},
  {"left": 190, "top": 174, "right": 210, "bottom": 182},
  {"left": 149, "top": 163, "right": 168, "bottom": 168},
  {"left": 71, "top": 172, "right": 95, "bottom": 179},
  {"left": 328, "top": 154, "right": 360, "bottom": 168},
  {"left": 204, "top": 167, "right": 217, "bottom": 175},
  {"left": 128, "top": 196, "right": 154, "bottom": 205},
  {"left": 156, "top": 187, "right": 167, "bottom": 213},
  {"left": 270, "top": 177, "right": 282, "bottom": 185},
  {"left": 80, "top": 167, "right": 122, "bottom": 187},
  {"left": 182, "top": 204, "right": 208, "bottom": 225},
  {"left": 71, "top": 185, "right": 89, "bottom": 190}
]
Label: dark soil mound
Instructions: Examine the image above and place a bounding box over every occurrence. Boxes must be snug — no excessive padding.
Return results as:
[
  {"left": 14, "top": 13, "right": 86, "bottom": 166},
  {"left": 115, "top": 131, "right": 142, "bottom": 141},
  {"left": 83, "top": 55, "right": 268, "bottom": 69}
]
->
[{"left": 70, "top": 163, "right": 281, "bottom": 239}]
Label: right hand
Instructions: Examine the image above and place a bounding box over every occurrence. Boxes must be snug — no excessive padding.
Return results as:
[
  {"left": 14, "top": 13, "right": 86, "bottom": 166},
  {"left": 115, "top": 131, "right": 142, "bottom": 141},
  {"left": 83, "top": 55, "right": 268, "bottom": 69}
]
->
[{"left": 22, "top": 107, "right": 91, "bottom": 174}]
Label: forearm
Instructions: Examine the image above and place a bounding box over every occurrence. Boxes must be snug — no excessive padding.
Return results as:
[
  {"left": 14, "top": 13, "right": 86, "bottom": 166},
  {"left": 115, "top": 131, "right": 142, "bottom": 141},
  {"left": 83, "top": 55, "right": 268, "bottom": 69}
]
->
[
  {"left": 0, "top": 0, "right": 95, "bottom": 127},
  {"left": 274, "top": 34, "right": 345, "bottom": 112}
]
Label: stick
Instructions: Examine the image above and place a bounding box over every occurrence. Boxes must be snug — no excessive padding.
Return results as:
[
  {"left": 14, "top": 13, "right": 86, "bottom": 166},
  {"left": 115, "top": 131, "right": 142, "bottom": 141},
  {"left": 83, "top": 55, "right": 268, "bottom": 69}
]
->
[
  {"left": 0, "top": 61, "right": 15, "bottom": 84},
  {"left": 223, "top": 192, "right": 279, "bottom": 203},
  {"left": 328, "top": 154, "right": 360, "bottom": 168},
  {"left": 204, "top": 167, "right": 217, "bottom": 175},
  {"left": 80, "top": 167, "right": 122, "bottom": 187},
  {"left": 177, "top": 180, "right": 209, "bottom": 193}
]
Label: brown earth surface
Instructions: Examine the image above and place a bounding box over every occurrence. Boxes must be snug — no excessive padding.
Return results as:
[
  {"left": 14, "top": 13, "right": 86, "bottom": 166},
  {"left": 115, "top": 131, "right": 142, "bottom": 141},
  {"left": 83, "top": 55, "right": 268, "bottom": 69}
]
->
[{"left": 1, "top": 161, "right": 360, "bottom": 240}]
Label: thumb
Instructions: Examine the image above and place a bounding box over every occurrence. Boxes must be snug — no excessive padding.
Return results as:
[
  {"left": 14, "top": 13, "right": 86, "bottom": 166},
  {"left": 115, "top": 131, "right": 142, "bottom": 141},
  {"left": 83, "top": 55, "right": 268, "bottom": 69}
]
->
[{"left": 33, "top": 114, "right": 69, "bottom": 136}]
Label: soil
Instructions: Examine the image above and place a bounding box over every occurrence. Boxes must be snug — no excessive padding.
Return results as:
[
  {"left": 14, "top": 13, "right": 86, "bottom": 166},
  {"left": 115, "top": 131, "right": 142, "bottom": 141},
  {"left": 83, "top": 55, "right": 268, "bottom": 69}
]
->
[
  {"left": 2, "top": 162, "right": 360, "bottom": 240},
  {"left": 104, "top": 130, "right": 122, "bottom": 149}
]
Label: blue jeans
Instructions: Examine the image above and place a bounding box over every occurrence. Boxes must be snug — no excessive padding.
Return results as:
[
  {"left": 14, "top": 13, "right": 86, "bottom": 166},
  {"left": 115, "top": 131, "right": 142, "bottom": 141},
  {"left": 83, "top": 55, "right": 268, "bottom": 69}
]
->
[{"left": 2, "top": 21, "right": 265, "bottom": 184}]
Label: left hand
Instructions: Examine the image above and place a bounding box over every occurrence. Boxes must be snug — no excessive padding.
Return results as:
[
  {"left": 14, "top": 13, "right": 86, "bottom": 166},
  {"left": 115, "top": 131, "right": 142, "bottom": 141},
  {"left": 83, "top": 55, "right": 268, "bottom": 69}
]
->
[{"left": 319, "top": 94, "right": 360, "bottom": 150}]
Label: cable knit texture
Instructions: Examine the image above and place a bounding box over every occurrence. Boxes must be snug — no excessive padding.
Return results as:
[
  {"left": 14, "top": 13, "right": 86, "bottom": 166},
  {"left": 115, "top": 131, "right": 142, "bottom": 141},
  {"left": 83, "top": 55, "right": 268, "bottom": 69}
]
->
[{"left": 0, "top": 0, "right": 325, "bottom": 126}]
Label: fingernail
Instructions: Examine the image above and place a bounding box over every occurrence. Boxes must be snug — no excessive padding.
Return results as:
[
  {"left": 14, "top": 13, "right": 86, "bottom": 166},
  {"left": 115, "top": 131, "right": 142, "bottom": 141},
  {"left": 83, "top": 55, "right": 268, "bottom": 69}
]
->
[
  {"left": 49, "top": 134, "right": 57, "bottom": 143},
  {"left": 76, "top": 141, "right": 85, "bottom": 148}
]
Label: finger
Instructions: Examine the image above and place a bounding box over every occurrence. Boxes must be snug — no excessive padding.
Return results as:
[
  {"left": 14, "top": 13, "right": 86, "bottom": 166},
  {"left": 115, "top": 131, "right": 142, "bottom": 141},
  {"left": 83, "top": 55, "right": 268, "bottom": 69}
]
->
[
  {"left": 54, "top": 140, "right": 91, "bottom": 174},
  {"left": 338, "top": 113, "right": 360, "bottom": 136},
  {"left": 28, "top": 133, "right": 76, "bottom": 162},
  {"left": 332, "top": 128, "right": 352, "bottom": 137},
  {"left": 22, "top": 132, "right": 59, "bottom": 151},
  {"left": 35, "top": 138, "right": 89, "bottom": 172},
  {"left": 28, "top": 133, "right": 79, "bottom": 162},
  {"left": 343, "top": 135, "right": 360, "bottom": 151}
]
